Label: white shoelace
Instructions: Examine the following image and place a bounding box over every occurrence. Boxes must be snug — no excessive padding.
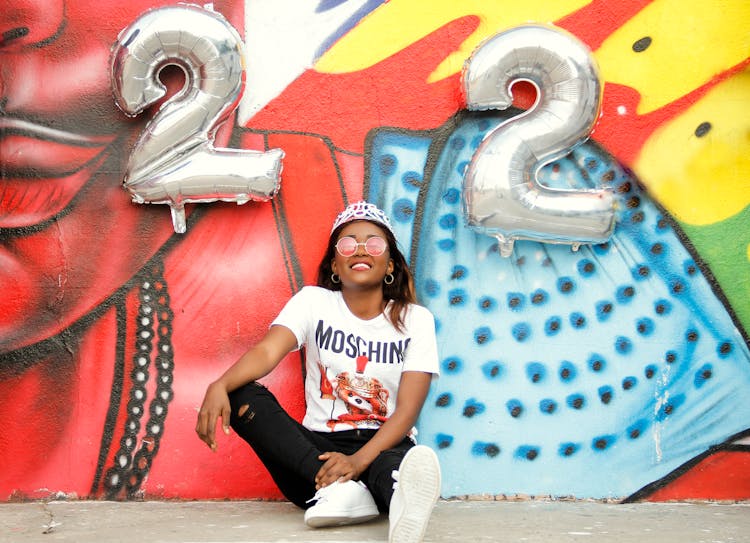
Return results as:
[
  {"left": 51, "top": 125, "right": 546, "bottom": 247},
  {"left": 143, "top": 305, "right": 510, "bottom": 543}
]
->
[{"left": 306, "top": 485, "right": 332, "bottom": 505}]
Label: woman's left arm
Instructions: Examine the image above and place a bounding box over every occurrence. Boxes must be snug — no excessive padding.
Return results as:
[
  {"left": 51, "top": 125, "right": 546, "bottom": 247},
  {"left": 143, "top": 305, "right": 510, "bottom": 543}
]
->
[{"left": 314, "top": 370, "right": 432, "bottom": 488}]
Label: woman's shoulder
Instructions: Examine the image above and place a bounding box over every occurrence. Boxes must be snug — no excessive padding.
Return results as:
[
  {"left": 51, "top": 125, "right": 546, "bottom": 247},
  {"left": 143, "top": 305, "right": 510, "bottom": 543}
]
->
[{"left": 281, "top": 286, "right": 340, "bottom": 317}]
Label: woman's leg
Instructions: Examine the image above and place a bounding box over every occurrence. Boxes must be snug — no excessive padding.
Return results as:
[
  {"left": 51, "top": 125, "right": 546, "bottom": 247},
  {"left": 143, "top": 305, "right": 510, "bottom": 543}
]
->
[
  {"left": 228, "top": 382, "right": 334, "bottom": 508},
  {"left": 359, "top": 438, "right": 414, "bottom": 512}
]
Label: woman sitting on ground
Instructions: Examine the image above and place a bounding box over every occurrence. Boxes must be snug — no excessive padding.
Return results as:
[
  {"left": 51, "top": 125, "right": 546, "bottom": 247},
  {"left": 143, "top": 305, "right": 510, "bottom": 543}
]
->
[{"left": 196, "top": 201, "right": 442, "bottom": 543}]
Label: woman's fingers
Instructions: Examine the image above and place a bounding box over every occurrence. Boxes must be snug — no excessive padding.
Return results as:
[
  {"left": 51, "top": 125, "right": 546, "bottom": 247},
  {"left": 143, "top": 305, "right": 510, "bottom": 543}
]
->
[
  {"left": 195, "top": 403, "right": 226, "bottom": 450},
  {"left": 221, "top": 404, "right": 231, "bottom": 435},
  {"left": 315, "top": 453, "right": 356, "bottom": 488},
  {"left": 195, "top": 408, "right": 218, "bottom": 450},
  {"left": 195, "top": 384, "right": 231, "bottom": 451}
]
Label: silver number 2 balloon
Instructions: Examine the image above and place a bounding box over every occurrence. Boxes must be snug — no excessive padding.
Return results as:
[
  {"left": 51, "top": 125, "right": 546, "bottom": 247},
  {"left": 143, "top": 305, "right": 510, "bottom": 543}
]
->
[
  {"left": 110, "top": 5, "right": 284, "bottom": 233},
  {"left": 462, "top": 24, "right": 615, "bottom": 257}
]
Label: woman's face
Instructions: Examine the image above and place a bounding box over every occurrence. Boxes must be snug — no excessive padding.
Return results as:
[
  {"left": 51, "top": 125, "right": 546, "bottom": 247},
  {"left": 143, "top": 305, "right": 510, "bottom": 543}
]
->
[
  {"left": 331, "top": 221, "right": 394, "bottom": 291},
  {"left": 0, "top": 0, "right": 242, "bottom": 354}
]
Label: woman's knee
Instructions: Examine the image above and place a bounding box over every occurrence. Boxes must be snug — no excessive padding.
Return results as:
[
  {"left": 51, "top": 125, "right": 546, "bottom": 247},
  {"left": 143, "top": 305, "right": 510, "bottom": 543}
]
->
[{"left": 228, "top": 382, "right": 270, "bottom": 424}]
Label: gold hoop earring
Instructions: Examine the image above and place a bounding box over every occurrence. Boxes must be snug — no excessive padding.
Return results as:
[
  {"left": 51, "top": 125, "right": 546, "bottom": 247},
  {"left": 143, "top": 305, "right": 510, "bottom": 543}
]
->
[
  {"left": 331, "top": 273, "right": 341, "bottom": 284},
  {"left": 384, "top": 273, "right": 394, "bottom": 285}
]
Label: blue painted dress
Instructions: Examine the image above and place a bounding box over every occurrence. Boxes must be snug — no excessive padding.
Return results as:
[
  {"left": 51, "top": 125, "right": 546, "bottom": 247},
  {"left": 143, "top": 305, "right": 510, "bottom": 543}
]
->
[{"left": 365, "top": 111, "right": 750, "bottom": 499}]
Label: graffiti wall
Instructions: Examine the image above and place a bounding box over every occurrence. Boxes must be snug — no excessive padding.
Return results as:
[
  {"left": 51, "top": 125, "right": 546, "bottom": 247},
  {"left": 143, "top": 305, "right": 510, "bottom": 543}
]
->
[{"left": 1, "top": 0, "right": 748, "bottom": 502}]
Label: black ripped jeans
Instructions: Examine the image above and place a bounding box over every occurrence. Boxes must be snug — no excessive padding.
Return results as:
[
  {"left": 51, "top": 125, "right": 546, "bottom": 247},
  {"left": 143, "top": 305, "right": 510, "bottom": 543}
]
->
[{"left": 228, "top": 381, "right": 413, "bottom": 511}]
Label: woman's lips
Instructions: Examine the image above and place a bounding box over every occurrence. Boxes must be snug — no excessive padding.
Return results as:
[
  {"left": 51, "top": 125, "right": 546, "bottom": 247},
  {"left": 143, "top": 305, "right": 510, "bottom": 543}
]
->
[{"left": 0, "top": 117, "right": 115, "bottom": 228}]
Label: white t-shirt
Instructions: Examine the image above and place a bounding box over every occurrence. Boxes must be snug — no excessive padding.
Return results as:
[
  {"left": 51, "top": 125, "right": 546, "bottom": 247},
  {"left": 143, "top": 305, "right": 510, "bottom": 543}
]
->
[{"left": 272, "top": 286, "right": 439, "bottom": 434}]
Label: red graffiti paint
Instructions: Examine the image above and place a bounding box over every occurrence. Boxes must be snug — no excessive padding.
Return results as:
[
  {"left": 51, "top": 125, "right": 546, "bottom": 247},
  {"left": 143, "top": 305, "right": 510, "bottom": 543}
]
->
[
  {"left": 0, "top": 0, "right": 350, "bottom": 500},
  {"left": 249, "top": 16, "right": 478, "bottom": 154}
]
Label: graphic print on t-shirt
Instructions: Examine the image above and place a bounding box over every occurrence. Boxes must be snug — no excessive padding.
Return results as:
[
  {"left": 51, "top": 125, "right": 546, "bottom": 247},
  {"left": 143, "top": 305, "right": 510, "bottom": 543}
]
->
[
  {"left": 272, "top": 287, "right": 438, "bottom": 434},
  {"left": 318, "top": 355, "right": 390, "bottom": 431}
]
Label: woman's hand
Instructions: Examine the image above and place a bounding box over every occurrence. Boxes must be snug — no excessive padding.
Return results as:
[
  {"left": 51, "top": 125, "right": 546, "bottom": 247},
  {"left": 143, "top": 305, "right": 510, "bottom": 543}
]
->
[
  {"left": 314, "top": 451, "right": 366, "bottom": 489},
  {"left": 194, "top": 325, "right": 299, "bottom": 452},
  {"left": 195, "top": 381, "right": 232, "bottom": 451}
]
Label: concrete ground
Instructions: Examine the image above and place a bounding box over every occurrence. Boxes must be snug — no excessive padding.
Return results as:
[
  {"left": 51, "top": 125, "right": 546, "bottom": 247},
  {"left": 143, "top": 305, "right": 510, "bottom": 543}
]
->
[{"left": 2, "top": 499, "right": 749, "bottom": 543}]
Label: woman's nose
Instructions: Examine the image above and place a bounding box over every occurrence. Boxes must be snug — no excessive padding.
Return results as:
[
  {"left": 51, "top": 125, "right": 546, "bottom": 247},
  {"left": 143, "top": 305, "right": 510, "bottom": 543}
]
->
[
  {"left": 0, "top": 0, "right": 64, "bottom": 50},
  {"left": 354, "top": 243, "right": 368, "bottom": 256}
]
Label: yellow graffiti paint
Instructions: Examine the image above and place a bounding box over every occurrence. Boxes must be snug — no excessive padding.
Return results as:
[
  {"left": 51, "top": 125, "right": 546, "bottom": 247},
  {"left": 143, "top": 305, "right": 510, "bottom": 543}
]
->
[
  {"left": 595, "top": 0, "right": 750, "bottom": 113},
  {"left": 315, "top": 0, "right": 591, "bottom": 83},
  {"left": 634, "top": 69, "right": 750, "bottom": 225}
]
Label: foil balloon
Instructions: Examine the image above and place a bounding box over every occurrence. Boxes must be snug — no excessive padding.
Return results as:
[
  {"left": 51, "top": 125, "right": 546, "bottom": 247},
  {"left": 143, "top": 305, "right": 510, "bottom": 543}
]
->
[
  {"left": 461, "top": 24, "right": 614, "bottom": 257},
  {"left": 110, "top": 5, "right": 284, "bottom": 233}
]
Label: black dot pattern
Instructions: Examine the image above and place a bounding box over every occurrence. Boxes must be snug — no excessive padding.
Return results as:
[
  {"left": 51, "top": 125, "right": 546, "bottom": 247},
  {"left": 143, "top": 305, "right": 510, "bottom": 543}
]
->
[
  {"left": 632, "top": 36, "right": 652, "bottom": 52},
  {"left": 364, "top": 111, "right": 750, "bottom": 497}
]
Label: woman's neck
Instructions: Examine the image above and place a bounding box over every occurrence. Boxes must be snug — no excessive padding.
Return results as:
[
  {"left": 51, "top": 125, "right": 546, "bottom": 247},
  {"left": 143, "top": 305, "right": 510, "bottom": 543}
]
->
[{"left": 340, "top": 286, "right": 386, "bottom": 320}]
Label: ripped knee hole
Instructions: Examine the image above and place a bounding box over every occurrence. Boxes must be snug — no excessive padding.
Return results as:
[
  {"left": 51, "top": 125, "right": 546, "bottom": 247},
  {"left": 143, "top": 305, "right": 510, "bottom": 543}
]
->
[{"left": 237, "top": 404, "right": 255, "bottom": 420}]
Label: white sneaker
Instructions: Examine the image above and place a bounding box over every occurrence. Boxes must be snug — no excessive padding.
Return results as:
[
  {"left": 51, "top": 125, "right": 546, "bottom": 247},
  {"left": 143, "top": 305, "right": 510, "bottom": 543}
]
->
[
  {"left": 304, "top": 479, "right": 379, "bottom": 528},
  {"left": 389, "top": 445, "right": 441, "bottom": 543}
]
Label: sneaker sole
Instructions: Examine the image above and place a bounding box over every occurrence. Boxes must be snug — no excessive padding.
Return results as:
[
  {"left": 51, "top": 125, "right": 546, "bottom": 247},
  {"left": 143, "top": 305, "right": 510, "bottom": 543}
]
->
[
  {"left": 305, "top": 506, "right": 379, "bottom": 528},
  {"left": 390, "top": 446, "right": 441, "bottom": 543}
]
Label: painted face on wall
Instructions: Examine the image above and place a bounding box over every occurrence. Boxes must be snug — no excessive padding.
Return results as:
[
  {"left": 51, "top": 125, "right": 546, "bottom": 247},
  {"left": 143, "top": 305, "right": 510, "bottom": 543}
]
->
[{"left": 0, "top": 0, "right": 243, "bottom": 355}]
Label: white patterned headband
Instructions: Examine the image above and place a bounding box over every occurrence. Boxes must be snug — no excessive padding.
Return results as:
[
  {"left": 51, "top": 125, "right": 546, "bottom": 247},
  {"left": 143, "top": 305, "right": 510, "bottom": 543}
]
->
[{"left": 330, "top": 201, "right": 395, "bottom": 238}]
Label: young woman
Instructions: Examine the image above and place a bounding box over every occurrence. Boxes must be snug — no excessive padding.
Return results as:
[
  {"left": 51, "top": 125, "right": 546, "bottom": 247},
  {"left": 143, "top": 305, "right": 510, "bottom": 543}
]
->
[{"left": 196, "top": 201, "right": 441, "bottom": 542}]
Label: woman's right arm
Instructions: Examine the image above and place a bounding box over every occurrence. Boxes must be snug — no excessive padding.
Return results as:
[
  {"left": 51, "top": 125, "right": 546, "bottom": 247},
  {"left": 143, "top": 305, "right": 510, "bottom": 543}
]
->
[{"left": 195, "top": 324, "right": 299, "bottom": 451}]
